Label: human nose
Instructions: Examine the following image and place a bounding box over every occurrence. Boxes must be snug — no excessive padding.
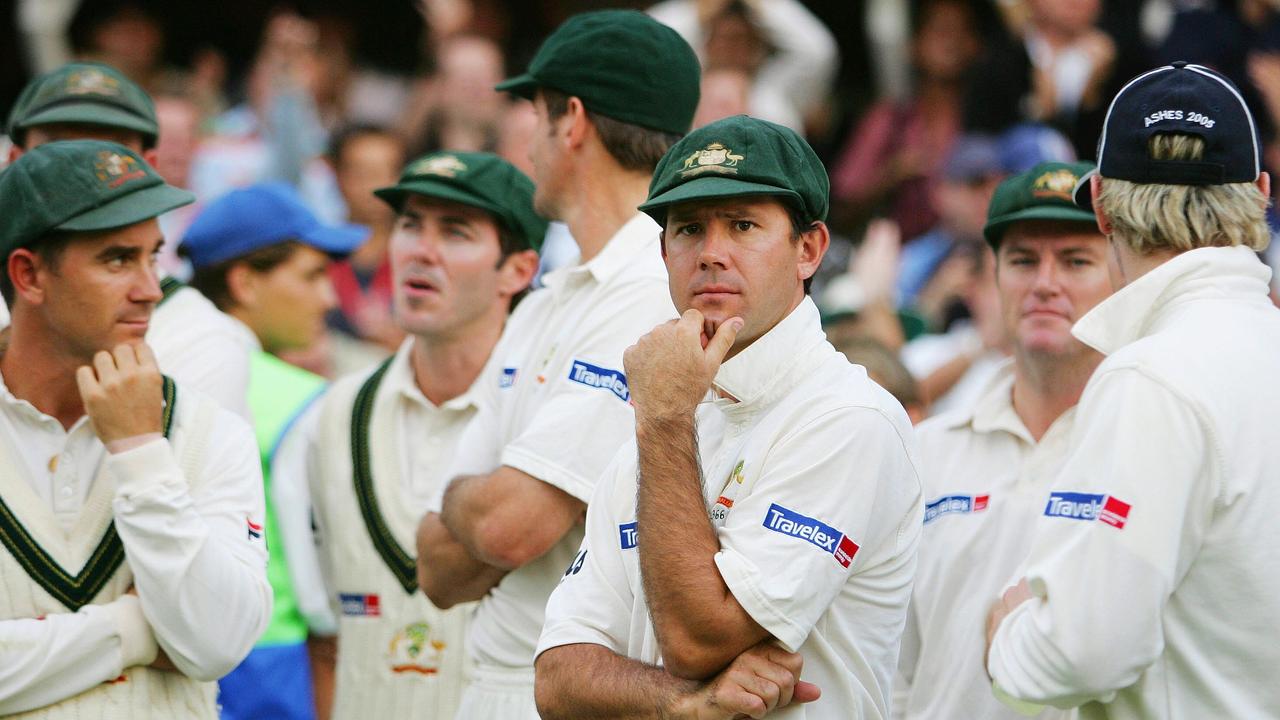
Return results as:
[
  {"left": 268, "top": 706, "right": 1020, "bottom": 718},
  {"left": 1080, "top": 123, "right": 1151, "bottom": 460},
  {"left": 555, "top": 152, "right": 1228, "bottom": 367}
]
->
[{"left": 698, "top": 224, "right": 732, "bottom": 271}]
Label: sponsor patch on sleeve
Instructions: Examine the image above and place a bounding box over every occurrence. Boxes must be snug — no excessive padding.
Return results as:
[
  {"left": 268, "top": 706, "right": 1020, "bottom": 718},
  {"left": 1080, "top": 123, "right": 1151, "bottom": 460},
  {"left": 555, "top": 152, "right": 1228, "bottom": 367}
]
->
[
  {"left": 923, "top": 494, "right": 990, "bottom": 524},
  {"left": 339, "top": 593, "right": 381, "bottom": 617},
  {"left": 567, "top": 359, "right": 630, "bottom": 402},
  {"left": 618, "top": 521, "right": 638, "bottom": 550},
  {"left": 1043, "top": 491, "right": 1131, "bottom": 529},
  {"left": 762, "top": 503, "right": 859, "bottom": 568}
]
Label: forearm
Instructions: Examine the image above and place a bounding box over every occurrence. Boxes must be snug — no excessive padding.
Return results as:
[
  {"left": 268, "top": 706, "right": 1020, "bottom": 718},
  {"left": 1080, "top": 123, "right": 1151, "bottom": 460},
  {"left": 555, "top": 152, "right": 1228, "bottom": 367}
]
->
[
  {"left": 416, "top": 511, "right": 507, "bottom": 609},
  {"left": 0, "top": 597, "right": 157, "bottom": 715},
  {"left": 535, "top": 643, "right": 695, "bottom": 720},
  {"left": 109, "top": 440, "right": 271, "bottom": 681},
  {"left": 439, "top": 468, "right": 583, "bottom": 569},
  {"left": 635, "top": 415, "right": 764, "bottom": 678}
]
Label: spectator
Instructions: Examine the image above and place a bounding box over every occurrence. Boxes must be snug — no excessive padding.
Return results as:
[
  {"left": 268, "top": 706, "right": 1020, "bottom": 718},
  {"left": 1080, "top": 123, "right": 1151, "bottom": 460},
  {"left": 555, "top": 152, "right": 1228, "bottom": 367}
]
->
[
  {"left": 325, "top": 125, "right": 408, "bottom": 356},
  {"left": 649, "top": 0, "right": 839, "bottom": 133},
  {"left": 965, "top": 0, "right": 1118, "bottom": 158},
  {"left": 692, "top": 66, "right": 752, "bottom": 129},
  {"left": 399, "top": 34, "right": 508, "bottom": 156},
  {"left": 831, "top": 0, "right": 983, "bottom": 240}
]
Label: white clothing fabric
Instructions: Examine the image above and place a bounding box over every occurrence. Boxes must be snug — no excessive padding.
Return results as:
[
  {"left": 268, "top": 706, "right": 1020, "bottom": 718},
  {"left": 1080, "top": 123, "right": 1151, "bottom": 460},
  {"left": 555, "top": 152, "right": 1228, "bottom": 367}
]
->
[
  {"left": 439, "top": 212, "right": 677, "bottom": 685},
  {"left": 148, "top": 286, "right": 253, "bottom": 422},
  {"left": 538, "top": 298, "right": 922, "bottom": 719},
  {"left": 895, "top": 364, "right": 1075, "bottom": 720},
  {"left": 988, "top": 246, "right": 1280, "bottom": 719},
  {"left": 452, "top": 665, "right": 538, "bottom": 720},
  {"left": 0, "top": 375, "right": 270, "bottom": 716}
]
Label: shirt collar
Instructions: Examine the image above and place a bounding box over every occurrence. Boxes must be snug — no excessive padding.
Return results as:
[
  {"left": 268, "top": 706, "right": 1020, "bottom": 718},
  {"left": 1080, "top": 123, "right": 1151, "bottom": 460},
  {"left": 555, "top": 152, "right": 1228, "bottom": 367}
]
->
[
  {"left": 711, "top": 297, "right": 827, "bottom": 409},
  {"left": 0, "top": 366, "right": 81, "bottom": 429},
  {"left": 943, "top": 360, "right": 1036, "bottom": 442},
  {"left": 1072, "top": 245, "right": 1274, "bottom": 355},
  {"left": 385, "top": 337, "right": 482, "bottom": 412},
  {"left": 541, "top": 213, "right": 662, "bottom": 290}
]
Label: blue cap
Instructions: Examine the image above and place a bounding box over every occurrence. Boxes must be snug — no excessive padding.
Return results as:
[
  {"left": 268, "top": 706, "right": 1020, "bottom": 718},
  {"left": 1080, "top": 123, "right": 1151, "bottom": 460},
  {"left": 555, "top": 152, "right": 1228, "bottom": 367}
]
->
[
  {"left": 998, "top": 123, "right": 1076, "bottom": 174},
  {"left": 942, "top": 135, "right": 1003, "bottom": 182},
  {"left": 180, "top": 182, "right": 369, "bottom": 269},
  {"left": 1075, "top": 61, "right": 1261, "bottom": 207}
]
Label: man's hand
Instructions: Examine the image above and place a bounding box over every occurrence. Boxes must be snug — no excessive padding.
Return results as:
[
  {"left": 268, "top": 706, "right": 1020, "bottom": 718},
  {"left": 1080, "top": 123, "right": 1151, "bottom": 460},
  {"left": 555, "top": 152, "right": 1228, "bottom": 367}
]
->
[
  {"left": 624, "top": 310, "right": 742, "bottom": 423},
  {"left": 124, "top": 586, "right": 178, "bottom": 672},
  {"left": 75, "top": 344, "right": 164, "bottom": 450},
  {"left": 671, "top": 642, "right": 821, "bottom": 719},
  {"left": 984, "top": 577, "right": 1034, "bottom": 675}
]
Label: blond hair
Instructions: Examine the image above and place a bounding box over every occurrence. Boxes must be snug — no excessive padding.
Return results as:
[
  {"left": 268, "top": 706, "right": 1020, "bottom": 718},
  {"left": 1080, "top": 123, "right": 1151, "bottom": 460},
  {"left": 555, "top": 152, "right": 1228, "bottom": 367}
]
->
[{"left": 1097, "top": 133, "right": 1271, "bottom": 254}]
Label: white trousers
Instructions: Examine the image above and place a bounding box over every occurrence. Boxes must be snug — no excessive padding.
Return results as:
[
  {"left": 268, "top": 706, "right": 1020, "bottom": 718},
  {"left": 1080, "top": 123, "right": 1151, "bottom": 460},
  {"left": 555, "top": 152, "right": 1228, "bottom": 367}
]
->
[{"left": 453, "top": 664, "right": 538, "bottom": 720}]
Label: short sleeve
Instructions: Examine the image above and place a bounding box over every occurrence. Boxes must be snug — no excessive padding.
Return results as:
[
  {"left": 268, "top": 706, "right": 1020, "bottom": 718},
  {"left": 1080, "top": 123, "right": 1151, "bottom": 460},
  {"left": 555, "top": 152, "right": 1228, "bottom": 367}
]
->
[
  {"left": 714, "top": 407, "right": 917, "bottom": 652},
  {"left": 536, "top": 447, "right": 639, "bottom": 658},
  {"left": 501, "top": 284, "right": 674, "bottom": 502}
]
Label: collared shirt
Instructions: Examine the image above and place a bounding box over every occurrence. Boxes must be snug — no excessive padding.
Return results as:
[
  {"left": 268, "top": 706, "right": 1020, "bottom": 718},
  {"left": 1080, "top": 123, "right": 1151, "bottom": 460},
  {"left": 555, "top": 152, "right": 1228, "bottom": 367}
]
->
[
  {"left": 439, "top": 212, "right": 678, "bottom": 670},
  {"left": 989, "top": 246, "right": 1280, "bottom": 719},
  {"left": 273, "top": 337, "right": 485, "bottom": 633},
  {"left": 0, "top": 370, "right": 270, "bottom": 714},
  {"left": 538, "top": 298, "right": 923, "bottom": 719},
  {"left": 148, "top": 286, "right": 253, "bottom": 422},
  {"left": 896, "top": 364, "right": 1076, "bottom": 720}
]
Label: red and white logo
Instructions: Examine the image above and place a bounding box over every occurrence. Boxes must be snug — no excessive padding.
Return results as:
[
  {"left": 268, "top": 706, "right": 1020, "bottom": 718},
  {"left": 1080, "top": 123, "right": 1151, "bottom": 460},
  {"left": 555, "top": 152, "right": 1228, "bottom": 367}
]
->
[{"left": 1099, "top": 496, "right": 1131, "bottom": 529}]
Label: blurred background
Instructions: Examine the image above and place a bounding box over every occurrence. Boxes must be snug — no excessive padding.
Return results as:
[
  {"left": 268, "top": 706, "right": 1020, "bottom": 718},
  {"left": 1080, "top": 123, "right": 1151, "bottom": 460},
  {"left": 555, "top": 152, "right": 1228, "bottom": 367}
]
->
[{"left": 3, "top": 0, "right": 1280, "bottom": 418}]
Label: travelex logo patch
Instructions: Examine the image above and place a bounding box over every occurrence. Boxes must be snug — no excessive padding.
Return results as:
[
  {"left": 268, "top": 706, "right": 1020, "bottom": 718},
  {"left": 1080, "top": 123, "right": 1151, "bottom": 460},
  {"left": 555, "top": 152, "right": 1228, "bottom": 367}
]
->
[
  {"left": 1043, "top": 492, "right": 1131, "bottom": 529},
  {"left": 763, "top": 504, "right": 859, "bottom": 568},
  {"left": 499, "top": 367, "right": 517, "bottom": 388},
  {"left": 619, "top": 522, "right": 638, "bottom": 550},
  {"left": 567, "top": 359, "right": 629, "bottom": 402},
  {"left": 924, "top": 494, "right": 990, "bottom": 525},
  {"left": 339, "top": 593, "right": 381, "bottom": 617}
]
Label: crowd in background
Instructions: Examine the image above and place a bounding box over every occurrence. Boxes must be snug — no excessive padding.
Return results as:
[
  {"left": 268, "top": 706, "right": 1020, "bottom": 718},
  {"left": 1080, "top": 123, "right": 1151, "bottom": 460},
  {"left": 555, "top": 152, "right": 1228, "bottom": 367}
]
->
[{"left": 5, "top": 0, "right": 1280, "bottom": 420}]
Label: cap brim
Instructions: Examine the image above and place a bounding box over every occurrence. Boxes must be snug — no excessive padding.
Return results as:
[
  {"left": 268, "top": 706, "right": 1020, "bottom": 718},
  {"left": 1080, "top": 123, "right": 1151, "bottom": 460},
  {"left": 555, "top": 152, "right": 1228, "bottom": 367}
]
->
[
  {"left": 638, "top": 177, "right": 804, "bottom": 224},
  {"left": 57, "top": 183, "right": 195, "bottom": 233},
  {"left": 17, "top": 104, "right": 157, "bottom": 141},
  {"left": 983, "top": 206, "right": 1099, "bottom": 247},
  {"left": 494, "top": 74, "right": 538, "bottom": 99},
  {"left": 1072, "top": 169, "right": 1097, "bottom": 209},
  {"left": 297, "top": 223, "right": 369, "bottom": 258}
]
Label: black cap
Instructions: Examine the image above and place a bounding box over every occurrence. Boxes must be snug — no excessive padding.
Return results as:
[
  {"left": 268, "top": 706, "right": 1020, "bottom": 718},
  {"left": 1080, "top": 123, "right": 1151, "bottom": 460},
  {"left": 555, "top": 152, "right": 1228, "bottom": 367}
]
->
[{"left": 1075, "top": 62, "right": 1261, "bottom": 208}]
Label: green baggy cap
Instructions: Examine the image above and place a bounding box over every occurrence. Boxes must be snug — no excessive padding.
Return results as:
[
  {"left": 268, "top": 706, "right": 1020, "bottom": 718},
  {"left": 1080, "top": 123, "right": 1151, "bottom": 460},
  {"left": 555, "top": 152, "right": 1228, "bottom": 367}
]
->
[
  {"left": 639, "top": 115, "right": 829, "bottom": 225},
  {"left": 983, "top": 161, "right": 1099, "bottom": 249},
  {"left": 0, "top": 140, "right": 194, "bottom": 258},
  {"left": 374, "top": 151, "right": 549, "bottom": 253},
  {"left": 7, "top": 62, "right": 159, "bottom": 149},
  {"left": 496, "top": 10, "right": 701, "bottom": 136}
]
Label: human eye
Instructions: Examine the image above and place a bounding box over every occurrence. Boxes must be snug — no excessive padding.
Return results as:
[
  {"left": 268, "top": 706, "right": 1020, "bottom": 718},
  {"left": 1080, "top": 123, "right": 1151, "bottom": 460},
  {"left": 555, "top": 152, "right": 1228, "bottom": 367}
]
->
[{"left": 733, "top": 220, "right": 755, "bottom": 232}]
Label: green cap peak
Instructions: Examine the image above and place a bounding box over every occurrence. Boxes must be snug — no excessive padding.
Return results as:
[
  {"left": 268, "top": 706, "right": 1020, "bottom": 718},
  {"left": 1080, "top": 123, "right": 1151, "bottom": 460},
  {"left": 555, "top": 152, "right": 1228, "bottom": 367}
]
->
[
  {"left": 0, "top": 140, "right": 194, "bottom": 258},
  {"left": 983, "top": 160, "right": 1098, "bottom": 249},
  {"left": 374, "top": 151, "right": 548, "bottom": 253},
  {"left": 7, "top": 62, "right": 158, "bottom": 149},
  {"left": 496, "top": 10, "right": 701, "bottom": 136},
  {"left": 640, "top": 115, "right": 829, "bottom": 225}
]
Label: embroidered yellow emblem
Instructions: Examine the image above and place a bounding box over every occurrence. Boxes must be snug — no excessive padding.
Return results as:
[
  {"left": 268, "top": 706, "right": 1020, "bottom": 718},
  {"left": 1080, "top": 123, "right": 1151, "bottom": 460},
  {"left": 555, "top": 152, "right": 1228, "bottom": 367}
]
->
[
  {"left": 65, "top": 69, "right": 120, "bottom": 96},
  {"left": 410, "top": 154, "right": 467, "bottom": 178},
  {"left": 680, "top": 142, "right": 745, "bottom": 177},
  {"left": 387, "top": 621, "right": 446, "bottom": 675},
  {"left": 94, "top": 151, "right": 146, "bottom": 189},
  {"left": 1030, "top": 169, "right": 1078, "bottom": 201}
]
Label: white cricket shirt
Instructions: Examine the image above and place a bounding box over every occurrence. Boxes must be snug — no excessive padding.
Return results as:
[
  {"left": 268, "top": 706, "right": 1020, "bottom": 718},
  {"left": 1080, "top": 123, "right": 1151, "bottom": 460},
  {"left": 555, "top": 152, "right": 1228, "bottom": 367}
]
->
[
  {"left": 988, "top": 246, "right": 1280, "bottom": 719},
  {"left": 538, "top": 298, "right": 923, "bottom": 719},
  {"left": 439, "top": 212, "right": 677, "bottom": 670},
  {"left": 896, "top": 364, "right": 1075, "bottom": 720},
  {"left": 148, "top": 285, "right": 253, "bottom": 422}
]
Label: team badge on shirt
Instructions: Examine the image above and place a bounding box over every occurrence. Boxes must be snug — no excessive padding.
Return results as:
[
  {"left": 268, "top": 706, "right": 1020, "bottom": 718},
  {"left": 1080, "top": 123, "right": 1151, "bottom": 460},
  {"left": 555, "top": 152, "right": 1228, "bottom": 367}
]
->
[
  {"left": 762, "top": 503, "right": 859, "bottom": 568},
  {"left": 567, "top": 359, "right": 630, "bottom": 402},
  {"left": 339, "top": 593, "right": 382, "bottom": 617},
  {"left": 1043, "top": 491, "right": 1132, "bottom": 529},
  {"left": 923, "top": 493, "right": 990, "bottom": 524},
  {"left": 387, "top": 621, "right": 446, "bottom": 675},
  {"left": 246, "top": 518, "right": 263, "bottom": 540}
]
